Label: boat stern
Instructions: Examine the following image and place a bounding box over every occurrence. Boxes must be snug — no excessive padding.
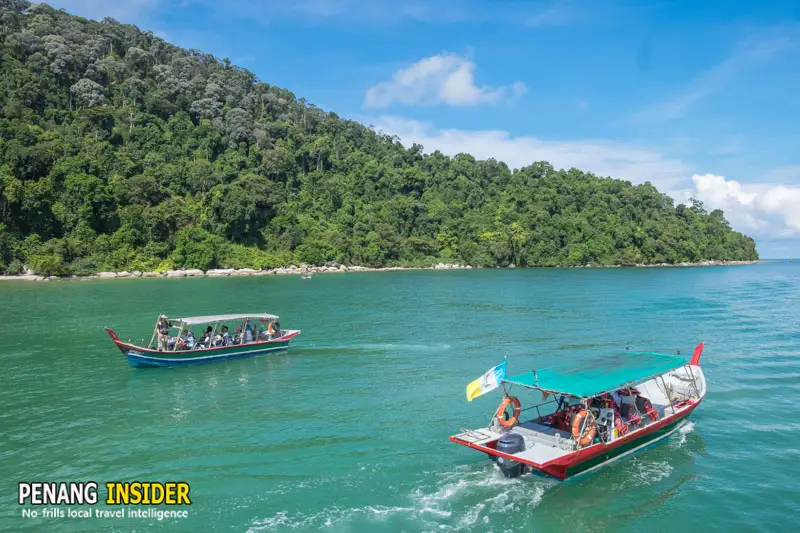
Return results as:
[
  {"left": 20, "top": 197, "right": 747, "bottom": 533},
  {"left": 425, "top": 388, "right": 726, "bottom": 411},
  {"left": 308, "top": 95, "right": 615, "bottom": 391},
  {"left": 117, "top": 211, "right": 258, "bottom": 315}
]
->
[{"left": 449, "top": 428, "right": 568, "bottom": 480}]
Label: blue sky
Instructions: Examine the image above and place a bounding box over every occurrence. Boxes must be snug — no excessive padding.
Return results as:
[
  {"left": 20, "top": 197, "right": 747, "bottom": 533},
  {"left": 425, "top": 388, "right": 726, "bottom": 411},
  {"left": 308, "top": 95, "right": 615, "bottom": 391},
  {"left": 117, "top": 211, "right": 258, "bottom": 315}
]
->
[{"left": 48, "top": 0, "right": 800, "bottom": 258}]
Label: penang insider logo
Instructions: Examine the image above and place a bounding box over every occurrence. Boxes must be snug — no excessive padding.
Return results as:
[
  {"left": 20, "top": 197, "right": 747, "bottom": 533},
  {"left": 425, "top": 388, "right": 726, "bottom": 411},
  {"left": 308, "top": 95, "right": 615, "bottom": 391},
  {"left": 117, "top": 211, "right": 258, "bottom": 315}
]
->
[
  {"left": 19, "top": 482, "right": 192, "bottom": 521},
  {"left": 19, "top": 482, "right": 191, "bottom": 505}
]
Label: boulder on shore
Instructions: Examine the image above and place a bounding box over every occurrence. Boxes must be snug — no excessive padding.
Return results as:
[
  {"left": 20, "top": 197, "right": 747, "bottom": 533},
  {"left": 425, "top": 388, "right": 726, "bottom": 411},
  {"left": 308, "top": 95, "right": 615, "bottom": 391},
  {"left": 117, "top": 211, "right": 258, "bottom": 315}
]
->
[
  {"left": 433, "top": 263, "right": 467, "bottom": 270},
  {"left": 207, "top": 268, "right": 234, "bottom": 277},
  {"left": 166, "top": 270, "right": 187, "bottom": 278},
  {"left": 185, "top": 269, "right": 205, "bottom": 277},
  {"left": 98, "top": 271, "right": 117, "bottom": 279}
]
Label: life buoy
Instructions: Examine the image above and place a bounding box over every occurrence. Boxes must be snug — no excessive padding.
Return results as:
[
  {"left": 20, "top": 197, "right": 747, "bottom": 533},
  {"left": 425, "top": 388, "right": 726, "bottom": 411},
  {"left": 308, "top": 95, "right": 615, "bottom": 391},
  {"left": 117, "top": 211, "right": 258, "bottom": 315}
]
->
[
  {"left": 496, "top": 396, "right": 521, "bottom": 428},
  {"left": 571, "top": 409, "right": 596, "bottom": 446}
]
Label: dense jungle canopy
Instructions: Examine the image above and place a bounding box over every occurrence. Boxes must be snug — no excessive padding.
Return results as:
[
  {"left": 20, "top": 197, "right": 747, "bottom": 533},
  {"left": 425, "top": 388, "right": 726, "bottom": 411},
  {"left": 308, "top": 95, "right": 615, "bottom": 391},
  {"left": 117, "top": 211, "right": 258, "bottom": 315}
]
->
[{"left": 0, "top": 1, "right": 758, "bottom": 275}]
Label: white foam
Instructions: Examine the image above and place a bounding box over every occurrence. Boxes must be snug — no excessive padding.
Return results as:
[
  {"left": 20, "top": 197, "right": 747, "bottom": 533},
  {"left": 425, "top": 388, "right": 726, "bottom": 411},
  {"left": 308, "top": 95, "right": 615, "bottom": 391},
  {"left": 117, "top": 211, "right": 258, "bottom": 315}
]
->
[
  {"left": 631, "top": 459, "right": 674, "bottom": 485},
  {"left": 247, "top": 505, "right": 415, "bottom": 531},
  {"left": 408, "top": 464, "right": 552, "bottom": 530},
  {"left": 249, "top": 464, "right": 553, "bottom": 532},
  {"left": 673, "top": 421, "right": 695, "bottom": 447}
]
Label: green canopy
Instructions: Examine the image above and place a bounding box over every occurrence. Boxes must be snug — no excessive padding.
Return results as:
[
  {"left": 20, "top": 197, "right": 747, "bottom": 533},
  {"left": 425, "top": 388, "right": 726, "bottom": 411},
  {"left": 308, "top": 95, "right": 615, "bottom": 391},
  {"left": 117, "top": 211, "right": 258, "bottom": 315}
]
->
[{"left": 502, "top": 351, "right": 688, "bottom": 399}]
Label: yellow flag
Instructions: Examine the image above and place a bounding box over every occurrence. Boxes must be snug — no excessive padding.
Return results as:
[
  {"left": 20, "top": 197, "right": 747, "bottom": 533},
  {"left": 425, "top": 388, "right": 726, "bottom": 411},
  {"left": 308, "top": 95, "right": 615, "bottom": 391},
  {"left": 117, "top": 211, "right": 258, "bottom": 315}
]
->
[
  {"left": 466, "top": 359, "right": 506, "bottom": 402},
  {"left": 466, "top": 378, "right": 483, "bottom": 402}
]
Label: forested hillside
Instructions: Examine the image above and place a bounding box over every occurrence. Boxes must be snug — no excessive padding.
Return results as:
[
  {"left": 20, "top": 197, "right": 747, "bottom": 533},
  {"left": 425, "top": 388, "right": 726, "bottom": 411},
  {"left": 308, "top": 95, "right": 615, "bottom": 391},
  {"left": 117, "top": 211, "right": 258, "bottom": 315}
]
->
[{"left": 0, "top": 1, "right": 758, "bottom": 275}]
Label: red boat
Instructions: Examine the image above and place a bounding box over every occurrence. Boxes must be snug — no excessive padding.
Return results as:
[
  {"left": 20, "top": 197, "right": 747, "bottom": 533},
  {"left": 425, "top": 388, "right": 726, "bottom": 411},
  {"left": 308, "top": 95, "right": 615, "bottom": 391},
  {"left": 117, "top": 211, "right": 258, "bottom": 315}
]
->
[{"left": 450, "top": 343, "right": 707, "bottom": 480}]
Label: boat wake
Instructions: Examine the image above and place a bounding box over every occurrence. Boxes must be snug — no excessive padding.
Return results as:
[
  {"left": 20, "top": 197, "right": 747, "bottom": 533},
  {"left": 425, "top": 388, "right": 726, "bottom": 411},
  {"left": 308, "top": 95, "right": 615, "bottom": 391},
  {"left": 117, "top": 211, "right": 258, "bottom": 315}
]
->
[
  {"left": 409, "top": 464, "right": 553, "bottom": 530},
  {"left": 247, "top": 464, "right": 555, "bottom": 532},
  {"left": 630, "top": 460, "right": 674, "bottom": 486},
  {"left": 348, "top": 342, "right": 453, "bottom": 352},
  {"left": 291, "top": 343, "right": 453, "bottom": 354},
  {"left": 672, "top": 421, "right": 695, "bottom": 447},
  {"left": 247, "top": 505, "right": 416, "bottom": 532}
]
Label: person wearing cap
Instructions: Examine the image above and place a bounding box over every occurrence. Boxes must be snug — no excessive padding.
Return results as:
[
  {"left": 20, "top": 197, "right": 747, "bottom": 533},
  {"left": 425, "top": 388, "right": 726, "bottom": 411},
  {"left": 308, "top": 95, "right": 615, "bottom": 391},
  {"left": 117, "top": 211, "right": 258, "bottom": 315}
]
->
[{"left": 156, "top": 315, "right": 171, "bottom": 351}]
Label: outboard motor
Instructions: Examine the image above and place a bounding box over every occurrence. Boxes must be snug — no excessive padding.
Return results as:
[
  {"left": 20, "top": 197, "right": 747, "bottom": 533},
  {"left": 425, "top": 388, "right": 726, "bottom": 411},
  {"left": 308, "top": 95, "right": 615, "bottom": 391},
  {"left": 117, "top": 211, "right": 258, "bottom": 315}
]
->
[{"left": 495, "top": 432, "right": 526, "bottom": 478}]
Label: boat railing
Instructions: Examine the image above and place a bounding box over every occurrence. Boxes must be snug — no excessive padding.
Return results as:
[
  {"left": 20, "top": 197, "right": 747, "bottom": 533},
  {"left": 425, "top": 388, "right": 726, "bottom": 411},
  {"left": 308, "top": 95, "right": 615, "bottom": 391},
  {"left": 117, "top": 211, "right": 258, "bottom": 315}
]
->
[
  {"left": 455, "top": 428, "right": 496, "bottom": 443},
  {"left": 521, "top": 398, "right": 560, "bottom": 421}
]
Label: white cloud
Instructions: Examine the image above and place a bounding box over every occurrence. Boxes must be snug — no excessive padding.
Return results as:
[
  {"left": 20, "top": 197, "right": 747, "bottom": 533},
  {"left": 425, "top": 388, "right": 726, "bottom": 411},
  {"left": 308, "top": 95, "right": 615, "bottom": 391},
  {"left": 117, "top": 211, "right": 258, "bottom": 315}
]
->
[
  {"left": 371, "top": 116, "right": 694, "bottom": 191},
  {"left": 688, "top": 174, "right": 800, "bottom": 237},
  {"left": 363, "top": 54, "right": 526, "bottom": 109}
]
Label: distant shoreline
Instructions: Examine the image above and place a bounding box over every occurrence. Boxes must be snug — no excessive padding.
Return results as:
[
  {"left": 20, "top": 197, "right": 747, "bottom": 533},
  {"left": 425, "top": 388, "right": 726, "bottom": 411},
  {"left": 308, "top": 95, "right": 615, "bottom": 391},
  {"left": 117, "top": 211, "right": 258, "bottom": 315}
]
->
[{"left": 0, "top": 260, "right": 760, "bottom": 282}]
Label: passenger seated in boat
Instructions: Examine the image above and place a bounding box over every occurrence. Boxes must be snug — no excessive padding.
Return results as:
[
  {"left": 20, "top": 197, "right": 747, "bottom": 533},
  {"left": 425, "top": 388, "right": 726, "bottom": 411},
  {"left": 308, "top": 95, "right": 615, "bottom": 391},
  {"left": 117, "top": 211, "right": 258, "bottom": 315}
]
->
[
  {"left": 221, "top": 326, "right": 232, "bottom": 346},
  {"left": 233, "top": 327, "right": 243, "bottom": 344},
  {"left": 199, "top": 326, "right": 213, "bottom": 348},
  {"left": 183, "top": 330, "right": 195, "bottom": 350},
  {"left": 244, "top": 325, "right": 253, "bottom": 344},
  {"left": 267, "top": 321, "right": 281, "bottom": 339}
]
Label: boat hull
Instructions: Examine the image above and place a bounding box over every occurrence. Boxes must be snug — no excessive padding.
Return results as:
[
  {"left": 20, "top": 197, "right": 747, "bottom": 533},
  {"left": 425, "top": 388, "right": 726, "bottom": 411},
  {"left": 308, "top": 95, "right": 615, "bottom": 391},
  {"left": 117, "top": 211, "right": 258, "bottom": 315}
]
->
[
  {"left": 452, "top": 399, "right": 700, "bottom": 481},
  {"left": 124, "top": 341, "right": 293, "bottom": 368},
  {"left": 563, "top": 417, "right": 686, "bottom": 479},
  {"left": 106, "top": 328, "right": 300, "bottom": 368}
]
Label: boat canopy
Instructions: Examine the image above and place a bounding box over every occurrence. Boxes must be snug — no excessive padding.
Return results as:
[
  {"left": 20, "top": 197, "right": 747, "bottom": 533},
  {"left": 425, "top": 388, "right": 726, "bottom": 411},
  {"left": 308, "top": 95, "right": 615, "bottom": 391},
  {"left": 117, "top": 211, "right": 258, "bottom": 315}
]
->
[
  {"left": 167, "top": 314, "right": 279, "bottom": 325},
  {"left": 502, "top": 351, "right": 688, "bottom": 399}
]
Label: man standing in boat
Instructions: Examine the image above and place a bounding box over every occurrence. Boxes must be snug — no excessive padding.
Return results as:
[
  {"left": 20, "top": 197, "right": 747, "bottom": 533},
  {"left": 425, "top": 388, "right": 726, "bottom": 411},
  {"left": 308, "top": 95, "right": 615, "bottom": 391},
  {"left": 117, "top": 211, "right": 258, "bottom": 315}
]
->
[{"left": 156, "top": 315, "right": 171, "bottom": 351}]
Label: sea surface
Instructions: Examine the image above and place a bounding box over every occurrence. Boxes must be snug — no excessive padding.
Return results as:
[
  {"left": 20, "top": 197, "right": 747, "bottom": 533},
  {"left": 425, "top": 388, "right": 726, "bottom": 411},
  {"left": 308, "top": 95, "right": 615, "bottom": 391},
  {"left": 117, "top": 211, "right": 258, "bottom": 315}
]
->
[{"left": 1, "top": 262, "right": 797, "bottom": 532}]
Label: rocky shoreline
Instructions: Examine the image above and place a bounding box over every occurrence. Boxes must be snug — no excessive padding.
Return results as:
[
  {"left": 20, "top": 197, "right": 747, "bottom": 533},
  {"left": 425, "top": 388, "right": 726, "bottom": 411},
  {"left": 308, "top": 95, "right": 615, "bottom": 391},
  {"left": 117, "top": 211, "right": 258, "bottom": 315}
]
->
[{"left": 0, "top": 260, "right": 758, "bottom": 282}]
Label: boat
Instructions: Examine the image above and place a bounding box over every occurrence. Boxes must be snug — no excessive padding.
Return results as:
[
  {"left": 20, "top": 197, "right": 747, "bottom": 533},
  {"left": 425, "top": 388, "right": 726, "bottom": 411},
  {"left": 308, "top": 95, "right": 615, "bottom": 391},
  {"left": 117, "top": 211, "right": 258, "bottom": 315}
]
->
[
  {"left": 105, "top": 313, "right": 301, "bottom": 368},
  {"left": 450, "top": 343, "right": 707, "bottom": 480}
]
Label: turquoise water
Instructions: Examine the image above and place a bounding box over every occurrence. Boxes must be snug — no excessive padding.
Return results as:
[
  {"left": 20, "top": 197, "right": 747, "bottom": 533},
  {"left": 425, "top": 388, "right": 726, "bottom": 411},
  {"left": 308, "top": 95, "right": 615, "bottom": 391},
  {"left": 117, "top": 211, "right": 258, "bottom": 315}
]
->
[{"left": 1, "top": 263, "right": 798, "bottom": 532}]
